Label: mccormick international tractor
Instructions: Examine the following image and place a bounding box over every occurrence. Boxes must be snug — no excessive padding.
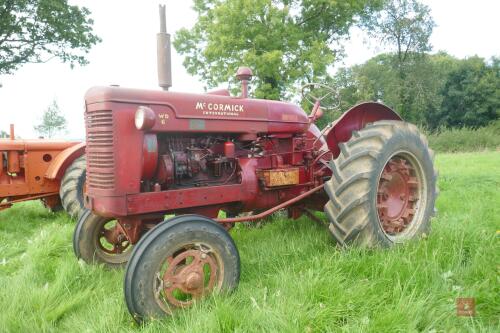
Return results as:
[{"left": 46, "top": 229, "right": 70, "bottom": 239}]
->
[
  {"left": 74, "top": 5, "right": 437, "bottom": 321},
  {"left": 0, "top": 124, "right": 87, "bottom": 217}
]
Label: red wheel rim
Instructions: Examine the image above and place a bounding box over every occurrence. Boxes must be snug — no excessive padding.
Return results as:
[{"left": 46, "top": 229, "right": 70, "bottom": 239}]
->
[
  {"left": 97, "top": 220, "right": 131, "bottom": 254},
  {"left": 377, "top": 154, "right": 421, "bottom": 236},
  {"left": 154, "top": 244, "right": 222, "bottom": 312}
]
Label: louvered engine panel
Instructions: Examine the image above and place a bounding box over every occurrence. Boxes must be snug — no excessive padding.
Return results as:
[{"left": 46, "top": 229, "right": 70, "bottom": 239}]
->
[{"left": 85, "top": 110, "right": 115, "bottom": 190}]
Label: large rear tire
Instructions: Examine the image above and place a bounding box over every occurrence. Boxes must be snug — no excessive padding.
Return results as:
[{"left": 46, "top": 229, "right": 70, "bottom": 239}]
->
[
  {"left": 60, "top": 155, "right": 86, "bottom": 218},
  {"left": 124, "top": 215, "right": 240, "bottom": 322},
  {"left": 324, "top": 120, "right": 437, "bottom": 247}
]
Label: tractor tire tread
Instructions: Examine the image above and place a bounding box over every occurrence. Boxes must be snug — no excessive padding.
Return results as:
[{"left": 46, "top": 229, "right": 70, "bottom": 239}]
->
[
  {"left": 60, "top": 155, "right": 86, "bottom": 218},
  {"left": 323, "top": 120, "right": 438, "bottom": 247}
]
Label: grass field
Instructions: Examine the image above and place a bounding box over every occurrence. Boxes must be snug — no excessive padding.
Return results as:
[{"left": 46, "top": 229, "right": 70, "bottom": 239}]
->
[{"left": 0, "top": 152, "right": 499, "bottom": 332}]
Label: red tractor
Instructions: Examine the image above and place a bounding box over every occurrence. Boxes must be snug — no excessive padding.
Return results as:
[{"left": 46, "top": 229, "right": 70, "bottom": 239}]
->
[{"left": 74, "top": 6, "right": 437, "bottom": 321}]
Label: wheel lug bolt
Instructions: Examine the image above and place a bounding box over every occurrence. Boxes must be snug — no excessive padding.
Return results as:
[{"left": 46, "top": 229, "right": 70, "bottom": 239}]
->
[{"left": 201, "top": 253, "right": 207, "bottom": 259}]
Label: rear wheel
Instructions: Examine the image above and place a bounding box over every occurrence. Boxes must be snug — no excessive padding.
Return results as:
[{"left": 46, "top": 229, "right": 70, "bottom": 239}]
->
[
  {"left": 324, "top": 120, "right": 437, "bottom": 247},
  {"left": 124, "top": 214, "right": 240, "bottom": 322},
  {"left": 60, "top": 155, "right": 86, "bottom": 218},
  {"left": 42, "top": 195, "right": 63, "bottom": 212},
  {"left": 73, "top": 209, "right": 132, "bottom": 268}
]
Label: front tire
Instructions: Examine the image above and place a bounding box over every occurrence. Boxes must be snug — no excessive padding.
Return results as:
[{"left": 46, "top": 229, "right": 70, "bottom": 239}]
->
[
  {"left": 73, "top": 209, "right": 132, "bottom": 268},
  {"left": 324, "top": 120, "right": 437, "bottom": 247},
  {"left": 124, "top": 214, "right": 240, "bottom": 322}
]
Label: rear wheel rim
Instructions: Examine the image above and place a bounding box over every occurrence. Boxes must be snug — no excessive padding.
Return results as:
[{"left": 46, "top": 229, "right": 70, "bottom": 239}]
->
[
  {"left": 154, "top": 243, "right": 223, "bottom": 313},
  {"left": 376, "top": 151, "right": 427, "bottom": 242}
]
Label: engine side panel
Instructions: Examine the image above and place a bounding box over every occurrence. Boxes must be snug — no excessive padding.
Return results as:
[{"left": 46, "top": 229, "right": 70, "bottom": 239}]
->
[{"left": 84, "top": 87, "right": 330, "bottom": 218}]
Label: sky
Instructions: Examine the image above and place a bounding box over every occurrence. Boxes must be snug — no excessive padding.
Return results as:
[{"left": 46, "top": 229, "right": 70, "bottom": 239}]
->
[{"left": 0, "top": 0, "right": 498, "bottom": 139}]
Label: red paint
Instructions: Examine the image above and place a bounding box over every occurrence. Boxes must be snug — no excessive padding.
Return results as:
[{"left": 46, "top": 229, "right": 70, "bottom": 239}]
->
[
  {"left": 141, "top": 134, "right": 158, "bottom": 179},
  {"left": 224, "top": 141, "right": 235, "bottom": 158},
  {"left": 377, "top": 155, "right": 420, "bottom": 235},
  {"left": 325, "top": 102, "right": 401, "bottom": 158},
  {"left": 84, "top": 82, "right": 402, "bottom": 237}
]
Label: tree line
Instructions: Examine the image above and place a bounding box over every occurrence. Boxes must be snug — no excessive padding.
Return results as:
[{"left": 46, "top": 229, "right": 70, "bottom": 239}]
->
[
  {"left": 1, "top": 1, "right": 498, "bottom": 134},
  {"left": 325, "top": 53, "right": 499, "bottom": 131},
  {"left": 175, "top": 0, "right": 498, "bottom": 131}
]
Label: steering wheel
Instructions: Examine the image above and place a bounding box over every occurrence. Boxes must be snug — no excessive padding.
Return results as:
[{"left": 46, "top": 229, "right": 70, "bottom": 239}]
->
[{"left": 301, "top": 83, "right": 340, "bottom": 110}]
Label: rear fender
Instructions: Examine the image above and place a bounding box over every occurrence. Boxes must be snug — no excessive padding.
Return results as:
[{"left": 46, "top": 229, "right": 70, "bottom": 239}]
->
[
  {"left": 325, "top": 102, "right": 402, "bottom": 158},
  {"left": 45, "top": 142, "right": 86, "bottom": 180}
]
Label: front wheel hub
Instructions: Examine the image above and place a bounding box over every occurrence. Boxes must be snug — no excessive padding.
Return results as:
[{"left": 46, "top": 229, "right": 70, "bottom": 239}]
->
[
  {"left": 158, "top": 246, "right": 219, "bottom": 308},
  {"left": 98, "top": 221, "right": 130, "bottom": 254}
]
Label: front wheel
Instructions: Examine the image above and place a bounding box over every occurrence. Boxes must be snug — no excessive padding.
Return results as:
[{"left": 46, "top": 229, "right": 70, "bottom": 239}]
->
[
  {"left": 73, "top": 209, "right": 132, "bottom": 268},
  {"left": 124, "top": 214, "right": 240, "bottom": 322},
  {"left": 324, "top": 120, "right": 437, "bottom": 247}
]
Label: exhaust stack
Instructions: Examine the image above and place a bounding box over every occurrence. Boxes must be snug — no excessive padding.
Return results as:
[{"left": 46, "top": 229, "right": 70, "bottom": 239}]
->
[{"left": 157, "top": 4, "right": 172, "bottom": 91}]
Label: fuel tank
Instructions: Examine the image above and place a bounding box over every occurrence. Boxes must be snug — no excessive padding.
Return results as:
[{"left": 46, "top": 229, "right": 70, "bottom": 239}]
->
[{"left": 85, "top": 86, "right": 309, "bottom": 135}]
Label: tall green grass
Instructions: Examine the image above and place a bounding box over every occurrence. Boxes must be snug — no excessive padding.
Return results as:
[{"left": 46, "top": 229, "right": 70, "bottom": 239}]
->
[
  {"left": 0, "top": 152, "right": 498, "bottom": 332},
  {"left": 427, "top": 121, "right": 500, "bottom": 153}
]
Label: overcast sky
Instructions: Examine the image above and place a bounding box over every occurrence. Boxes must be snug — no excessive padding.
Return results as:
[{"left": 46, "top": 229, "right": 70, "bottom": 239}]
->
[{"left": 0, "top": 0, "right": 498, "bottom": 139}]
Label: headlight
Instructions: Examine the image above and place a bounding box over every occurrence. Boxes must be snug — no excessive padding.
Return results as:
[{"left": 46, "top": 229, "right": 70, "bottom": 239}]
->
[{"left": 135, "top": 106, "right": 156, "bottom": 130}]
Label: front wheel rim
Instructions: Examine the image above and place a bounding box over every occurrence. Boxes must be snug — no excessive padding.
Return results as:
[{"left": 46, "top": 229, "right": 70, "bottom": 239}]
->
[
  {"left": 95, "top": 219, "right": 131, "bottom": 256},
  {"left": 376, "top": 151, "right": 428, "bottom": 242},
  {"left": 154, "top": 243, "right": 223, "bottom": 313}
]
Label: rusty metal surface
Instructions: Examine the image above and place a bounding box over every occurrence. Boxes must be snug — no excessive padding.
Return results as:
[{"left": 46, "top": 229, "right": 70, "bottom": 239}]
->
[
  {"left": 215, "top": 184, "right": 324, "bottom": 223},
  {"left": 99, "top": 220, "right": 131, "bottom": 254},
  {"left": 258, "top": 168, "right": 299, "bottom": 187},
  {"left": 377, "top": 155, "right": 419, "bottom": 235},
  {"left": 0, "top": 191, "right": 59, "bottom": 209},
  {"left": 1, "top": 148, "right": 68, "bottom": 196},
  {"left": 0, "top": 124, "right": 82, "bottom": 212},
  {"left": 156, "top": 245, "right": 221, "bottom": 309}
]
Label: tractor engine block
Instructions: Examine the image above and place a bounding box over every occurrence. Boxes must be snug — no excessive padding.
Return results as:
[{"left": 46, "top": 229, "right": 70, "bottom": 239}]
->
[{"left": 153, "top": 135, "right": 238, "bottom": 190}]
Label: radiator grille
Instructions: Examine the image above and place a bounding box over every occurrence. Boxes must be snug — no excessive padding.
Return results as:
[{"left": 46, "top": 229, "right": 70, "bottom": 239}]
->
[{"left": 85, "top": 110, "right": 115, "bottom": 190}]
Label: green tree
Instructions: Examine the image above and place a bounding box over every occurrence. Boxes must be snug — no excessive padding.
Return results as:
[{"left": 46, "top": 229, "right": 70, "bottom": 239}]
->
[
  {"left": 364, "top": 0, "right": 435, "bottom": 118},
  {"left": 174, "top": 0, "right": 384, "bottom": 100},
  {"left": 0, "top": 0, "right": 100, "bottom": 75},
  {"left": 436, "top": 56, "right": 499, "bottom": 128},
  {"left": 0, "top": 130, "right": 8, "bottom": 138},
  {"left": 34, "top": 100, "right": 67, "bottom": 138},
  {"left": 331, "top": 52, "right": 460, "bottom": 126}
]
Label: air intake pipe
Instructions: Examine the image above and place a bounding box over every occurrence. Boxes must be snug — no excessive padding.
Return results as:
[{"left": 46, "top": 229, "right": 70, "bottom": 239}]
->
[{"left": 157, "top": 4, "right": 172, "bottom": 91}]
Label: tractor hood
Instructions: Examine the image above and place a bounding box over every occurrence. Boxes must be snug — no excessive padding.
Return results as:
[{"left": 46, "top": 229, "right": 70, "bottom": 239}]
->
[{"left": 85, "top": 86, "right": 309, "bottom": 135}]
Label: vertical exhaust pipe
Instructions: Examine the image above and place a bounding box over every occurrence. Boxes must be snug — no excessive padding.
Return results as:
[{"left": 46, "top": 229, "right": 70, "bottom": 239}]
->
[{"left": 157, "top": 4, "right": 172, "bottom": 91}]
